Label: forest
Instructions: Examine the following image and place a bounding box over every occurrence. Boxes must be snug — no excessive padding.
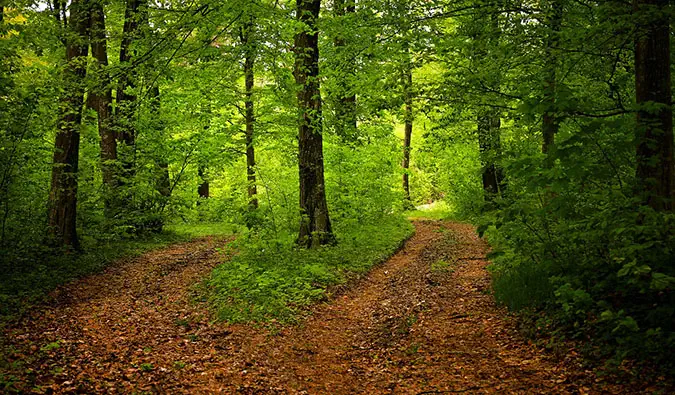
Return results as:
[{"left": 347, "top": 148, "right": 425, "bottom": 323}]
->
[{"left": 0, "top": 0, "right": 674, "bottom": 392}]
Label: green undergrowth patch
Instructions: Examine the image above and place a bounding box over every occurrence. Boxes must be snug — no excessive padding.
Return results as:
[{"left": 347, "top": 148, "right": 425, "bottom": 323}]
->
[
  {"left": 405, "top": 200, "right": 457, "bottom": 220},
  {"left": 164, "top": 222, "right": 236, "bottom": 238},
  {"left": 0, "top": 222, "right": 233, "bottom": 324},
  {"left": 207, "top": 215, "right": 414, "bottom": 324}
]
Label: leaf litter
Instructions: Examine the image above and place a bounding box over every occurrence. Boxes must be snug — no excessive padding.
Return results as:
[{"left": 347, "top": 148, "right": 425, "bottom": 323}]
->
[{"left": 1, "top": 222, "right": 671, "bottom": 393}]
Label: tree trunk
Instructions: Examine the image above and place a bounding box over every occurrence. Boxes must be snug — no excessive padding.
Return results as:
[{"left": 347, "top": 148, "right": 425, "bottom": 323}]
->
[
  {"left": 241, "top": 19, "right": 258, "bottom": 210},
  {"left": 634, "top": 0, "right": 673, "bottom": 211},
  {"left": 478, "top": 112, "right": 505, "bottom": 202},
  {"left": 472, "top": 10, "right": 506, "bottom": 204},
  {"left": 88, "top": 0, "right": 117, "bottom": 215},
  {"left": 197, "top": 166, "right": 209, "bottom": 199},
  {"left": 333, "top": 0, "right": 357, "bottom": 141},
  {"left": 47, "top": 0, "right": 90, "bottom": 250},
  {"left": 149, "top": 85, "right": 171, "bottom": 198},
  {"left": 295, "top": 0, "right": 335, "bottom": 248},
  {"left": 116, "top": 0, "right": 144, "bottom": 174},
  {"left": 402, "top": 62, "right": 413, "bottom": 204},
  {"left": 541, "top": 0, "right": 562, "bottom": 154}
]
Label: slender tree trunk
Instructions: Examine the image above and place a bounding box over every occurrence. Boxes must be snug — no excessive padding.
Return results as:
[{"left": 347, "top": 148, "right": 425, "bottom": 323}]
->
[
  {"left": 47, "top": 0, "right": 90, "bottom": 250},
  {"left": 117, "top": 0, "right": 144, "bottom": 174},
  {"left": 88, "top": 0, "right": 117, "bottom": 215},
  {"left": 197, "top": 167, "right": 209, "bottom": 199},
  {"left": 241, "top": 19, "right": 258, "bottom": 210},
  {"left": 541, "top": 0, "right": 562, "bottom": 154},
  {"left": 473, "top": 10, "right": 506, "bottom": 204},
  {"left": 477, "top": 112, "right": 505, "bottom": 202},
  {"left": 634, "top": 0, "right": 673, "bottom": 211},
  {"left": 333, "top": 0, "right": 357, "bottom": 140},
  {"left": 402, "top": 63, "right": 413, "bottom": 204},
  {"left": 149, "top": 85, "right": 171, "bottom": 198},
  {"left": 295, "top": 0, "right": 335, "bottom": 248}
]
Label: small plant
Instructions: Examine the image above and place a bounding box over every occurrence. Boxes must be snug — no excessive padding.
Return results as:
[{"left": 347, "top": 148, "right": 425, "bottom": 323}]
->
[
  {"left": 40, "top": 341, "right": 61, "bottom": 352},
  {"left": 139, "top": 363, "right": 154, "bottom": 372},
  {"left": 431, "top": 259, "right": 453, "bottom": 273},
  {"left": 405, "top": 343, "right": 420, "bottom": 355},
  {"left": 174, "top": 318, "right": 190, "bottom": 329},
  {"left": 173, "top": 361, "right": 186, "bottom": 369}
]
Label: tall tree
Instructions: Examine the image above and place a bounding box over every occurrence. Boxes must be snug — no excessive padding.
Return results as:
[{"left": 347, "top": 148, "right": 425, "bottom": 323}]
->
[
  {"left": 295, "top": 0, "right": 335, "bottom": 247},
  {"left": 240, "top": 17, "right": 258, "bottom": 210},
  {"left": 541, "top": 0, "right": 563, "bottom": 154},
  {"left": 116, "top": 0, "right": 145, "bottom": 175},
  {"left": 634, "top": 0, "right": 673, "bottom": 211},
  {"left": 88, "top": 0, "right": 117, "bottom": 215},
  {"left": 477, "top": 113, "right": 505, "bottom": 201},
  {"left": 333, "top": 0, "right": 357, "bottom": 140},
  {"left": 401, "top": 56, "right": 413, "bottom": 204},
  {"left": 47, "top": 0, "right": 90, "bottom": 249},
  {"left": 197, "top": 166, "right": 209, "bottom": 199},
  {"left": 149, "top": 85, "right": 171, "bottom": 198},
  {"left": 474, "top": 10, "right": 506, "bottom": 203}
]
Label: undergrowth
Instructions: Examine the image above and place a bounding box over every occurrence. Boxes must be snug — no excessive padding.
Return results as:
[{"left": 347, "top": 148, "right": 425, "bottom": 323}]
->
[
  {"left": 0, "top": 222, "right": 233, "bottom": 323},
  {"left": 207, "top": 215, "right": 414, "bottom": 323},
  {"left": 405, "top": 200, "right": 456, "bottom": 220}
]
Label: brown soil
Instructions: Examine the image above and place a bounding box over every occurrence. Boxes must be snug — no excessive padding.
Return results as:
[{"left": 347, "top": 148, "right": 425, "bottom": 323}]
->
[{"left": 0, "top": 222, "right": 666, "bottom": 394}]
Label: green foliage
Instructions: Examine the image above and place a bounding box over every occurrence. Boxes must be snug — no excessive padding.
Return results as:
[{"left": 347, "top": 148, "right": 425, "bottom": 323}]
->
[
  {"left": 1, "top": 0, "right": 673, "bottom": 379},
  {"left": 485, "top": 158, "right": 675, "bottom": 369},
  {"left": 208, "top": 215, "right": 413, "bottom": 323},
  {"left": 406, "top": 201, "right": 456, "bottom": 220}
]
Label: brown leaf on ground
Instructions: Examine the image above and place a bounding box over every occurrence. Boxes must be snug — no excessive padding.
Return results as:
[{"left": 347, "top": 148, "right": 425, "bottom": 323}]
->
[{"left": 0, "top": 222, "right": 671, "bottom": 394}]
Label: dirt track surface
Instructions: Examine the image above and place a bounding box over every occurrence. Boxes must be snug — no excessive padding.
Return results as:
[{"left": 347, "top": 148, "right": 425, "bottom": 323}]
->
[{"left": 0, "top": 221, "right": 661, "bottom": 394}]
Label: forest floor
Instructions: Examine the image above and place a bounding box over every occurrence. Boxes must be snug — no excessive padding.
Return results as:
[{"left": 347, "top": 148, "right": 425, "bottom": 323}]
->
[{"left": 0, "top": 221, "right": 667, "bottom": 394}]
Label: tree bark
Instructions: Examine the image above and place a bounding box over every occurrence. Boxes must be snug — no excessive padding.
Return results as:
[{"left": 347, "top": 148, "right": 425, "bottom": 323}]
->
[
  {"left": 333, "top": 0, "right": 357, "bottom": 141},
  {"left": 541, "top": 0, "right": 562, "bottom": 154},
  {"left": 634, "top": 0, "right": 673, "bottom": 211},
  {"left": 295, "top": 0, "right": 335, "bottom": 248},
  {"left": 197, "top": 166, "right": 209, "bottom": 199},
  {"left": 473, "top": 10, "right": 506, "bottom": 204},
  {"left": 402, "top": 62, "right": 413, "bottom": 204},
  {"left": 241, "top": 19, "right": 258, "bottom": 210},
  {"left": 117, "top": 0, "right": 145, "bottom": 174},
  {"left": 478, "top": 112, "right": 505, "bottom": 202},
  {"left": 47, "top": 0, "right": 90, "bottom": 250},
  {"left": 149, "top": 85, "right": 171, "bottom": 198},
  {"left": 88, "top": 0, "right": 117, "bottom": 215}
]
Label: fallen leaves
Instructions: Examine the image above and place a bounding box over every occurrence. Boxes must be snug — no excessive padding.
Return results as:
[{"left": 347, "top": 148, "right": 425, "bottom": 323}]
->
[{"left": 0, "top": 223, "right": 672, "bottom": 393}]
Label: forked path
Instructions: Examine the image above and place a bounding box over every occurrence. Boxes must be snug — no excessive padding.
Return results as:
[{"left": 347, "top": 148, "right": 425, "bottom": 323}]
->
[{"left": 1, "top": 222, "right": 643, "bottom": 393}]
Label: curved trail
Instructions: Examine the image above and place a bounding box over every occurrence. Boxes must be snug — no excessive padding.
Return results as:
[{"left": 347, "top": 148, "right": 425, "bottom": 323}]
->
[{"left": 1, "top": 221, "right": 642, "bottom": 393}]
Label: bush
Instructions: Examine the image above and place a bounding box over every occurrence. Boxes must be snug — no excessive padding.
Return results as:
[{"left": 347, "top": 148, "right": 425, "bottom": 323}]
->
[{"left": 484, "top": 177, "right": 675, "bottom": 371}]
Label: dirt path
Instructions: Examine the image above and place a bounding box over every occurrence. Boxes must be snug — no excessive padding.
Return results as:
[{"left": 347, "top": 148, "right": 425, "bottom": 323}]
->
[{"left": 0, "top": 222, "right": 650, "bottom": 394}]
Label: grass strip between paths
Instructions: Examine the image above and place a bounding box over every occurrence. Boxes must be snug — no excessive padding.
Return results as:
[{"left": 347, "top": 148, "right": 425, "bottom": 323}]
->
[{"left": 208, "top": 215, "right": 415, "bottom": 323}]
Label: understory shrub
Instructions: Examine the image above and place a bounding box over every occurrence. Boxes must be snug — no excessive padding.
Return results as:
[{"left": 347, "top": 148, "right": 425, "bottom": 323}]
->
[{"left": 486, "top": 176, "right": 675, "bottom": 372}]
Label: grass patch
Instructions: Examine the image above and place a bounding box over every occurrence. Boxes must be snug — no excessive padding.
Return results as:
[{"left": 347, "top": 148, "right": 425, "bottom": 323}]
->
[
  {"left": 208, "top": 215, "right": 414, "bottom": 323},
  {"left": 164, "top": 222, "right": 236, "bottom": 238},
  {"left": 0, "top": 222, "right": 232, "bottom": 323},
  {"left": 405, "top": 200, "right": 455, "bottom": 220}
]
